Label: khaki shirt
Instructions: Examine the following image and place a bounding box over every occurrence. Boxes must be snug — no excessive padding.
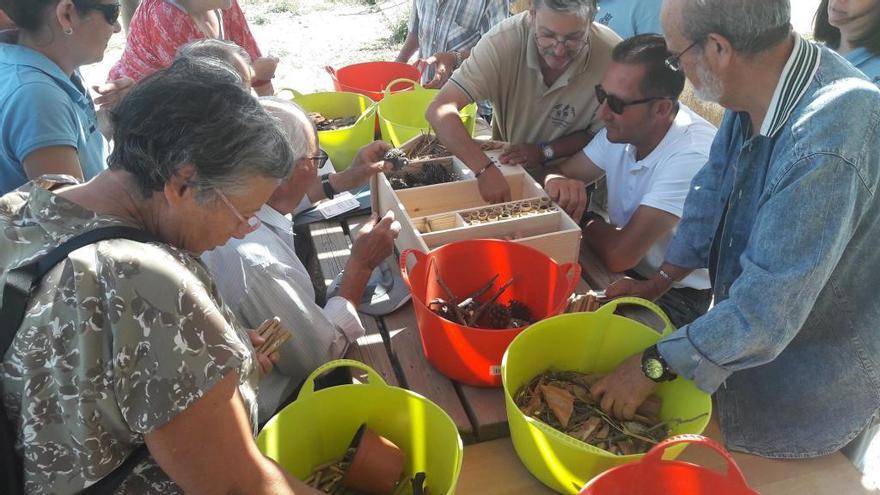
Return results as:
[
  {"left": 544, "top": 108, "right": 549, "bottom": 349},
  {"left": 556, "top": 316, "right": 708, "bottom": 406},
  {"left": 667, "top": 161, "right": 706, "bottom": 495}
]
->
[{"left": 450, "top": 12, "right": 621, "bottom": 145}]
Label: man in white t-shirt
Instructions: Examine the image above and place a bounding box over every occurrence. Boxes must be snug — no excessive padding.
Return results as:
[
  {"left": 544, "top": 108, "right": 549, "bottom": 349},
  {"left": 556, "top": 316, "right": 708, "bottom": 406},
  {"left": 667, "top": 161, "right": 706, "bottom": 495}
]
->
[{"left": 545, "top": 34, "right": 716, "bottom": 326}]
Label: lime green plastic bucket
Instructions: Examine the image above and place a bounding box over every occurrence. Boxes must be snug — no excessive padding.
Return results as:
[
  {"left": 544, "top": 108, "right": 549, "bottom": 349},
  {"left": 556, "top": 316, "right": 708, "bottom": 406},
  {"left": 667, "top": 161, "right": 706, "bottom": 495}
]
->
[
  {"left": 377, "top": 79, "right": 477, "bottom": 146},
  {"left": 257, "top": 360, "right": 464, "bottom": 494},
  {"left": 502, "top": 298, "right": 712, "bottom": 494},
  {"left": 279, "top": 89, "right": 377, "bottom": 172}
]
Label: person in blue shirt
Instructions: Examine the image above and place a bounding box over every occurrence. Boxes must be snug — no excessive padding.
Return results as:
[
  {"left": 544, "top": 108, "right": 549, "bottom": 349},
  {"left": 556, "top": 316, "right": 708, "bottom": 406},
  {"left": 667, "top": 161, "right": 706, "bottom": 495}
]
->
[
  {"left": 0, "top": 0, "right": 132, "bottom": 195},
  {"left": 814, "top": 0, "right": 880, "bottom": 86},
  {"left": 591, "top": 0, "right": 880, "bottom": 464},
  {"left": 594, "top": 0, "right": 663, "bottom": 39}
]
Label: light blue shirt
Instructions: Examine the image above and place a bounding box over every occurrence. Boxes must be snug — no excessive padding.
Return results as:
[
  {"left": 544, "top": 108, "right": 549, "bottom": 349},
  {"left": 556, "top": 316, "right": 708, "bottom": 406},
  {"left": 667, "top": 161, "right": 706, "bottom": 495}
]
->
[
  {"left": 659, "top": 36, "right": 880, "bottom": 458},
  {"left": 846, "top": 46, "right": 880, "bottom": 86},
  {"left": 0, "top": 43, "right": 107, "bottom": 195},
  {"left": 595, "top": 0, "right": 663, "bottom": 39}
]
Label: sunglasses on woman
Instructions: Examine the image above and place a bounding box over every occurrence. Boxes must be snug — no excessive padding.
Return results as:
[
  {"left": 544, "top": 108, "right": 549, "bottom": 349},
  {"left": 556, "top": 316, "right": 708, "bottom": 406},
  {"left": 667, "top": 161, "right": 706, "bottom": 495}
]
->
[
  {"left": 595, "top": 85, "right": 671, "bottom": 115},
  {"left": 79, "top": 1, "right": 121, "bottom": 25}
]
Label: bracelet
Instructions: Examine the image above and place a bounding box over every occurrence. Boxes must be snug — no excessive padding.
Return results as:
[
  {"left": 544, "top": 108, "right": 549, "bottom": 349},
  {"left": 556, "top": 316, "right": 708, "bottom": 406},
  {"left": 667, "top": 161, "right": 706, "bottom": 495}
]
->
[
  {"left": 474, "top": 160, "right": 495, "bottom": 178},
  {"left": 252, "top": 79, "right": 272, "bottom": 88},
  {"left": 658, "top": 269, "right": 673, "bottom": 283},
  {"left": 321, "top": 173, "right": 336, "bottom": 199}
]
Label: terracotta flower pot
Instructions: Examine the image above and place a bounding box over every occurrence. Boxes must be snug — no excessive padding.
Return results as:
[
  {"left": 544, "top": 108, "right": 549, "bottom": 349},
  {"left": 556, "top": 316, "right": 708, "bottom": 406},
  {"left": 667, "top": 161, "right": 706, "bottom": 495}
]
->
[{"left": 342, "top": 424, "right": 406, "bottom": 495}]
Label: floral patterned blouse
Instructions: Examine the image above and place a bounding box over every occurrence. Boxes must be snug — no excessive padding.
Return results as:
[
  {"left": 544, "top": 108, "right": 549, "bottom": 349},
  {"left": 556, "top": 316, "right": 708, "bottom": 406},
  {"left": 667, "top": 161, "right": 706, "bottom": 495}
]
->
[
  {"left": 0, "top": 178, "right": 259, "bottom": 494},
  {"left": 108, "top": 0, "right": 262, "bottom": 82}
]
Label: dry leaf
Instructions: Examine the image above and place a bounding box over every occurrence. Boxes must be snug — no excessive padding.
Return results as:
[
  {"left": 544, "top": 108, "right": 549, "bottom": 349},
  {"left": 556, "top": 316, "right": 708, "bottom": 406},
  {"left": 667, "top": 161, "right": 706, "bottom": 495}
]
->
[
  {"left": 573, "top": 416, "right": 603, "bottom": 443},
  {"left": 540, "top": 384, "right": 575, "bottom": 428}
]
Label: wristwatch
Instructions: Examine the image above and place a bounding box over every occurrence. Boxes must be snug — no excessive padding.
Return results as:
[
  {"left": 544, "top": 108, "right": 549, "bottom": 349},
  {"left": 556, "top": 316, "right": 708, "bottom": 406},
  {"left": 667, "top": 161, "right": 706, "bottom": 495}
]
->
[
  {"left": 641, "top": 344, "right": 677, "bottom": 382},
  {"left": 540, "top": 142, "right": 555, "bottom": 162},
  {"left": 320, "top": 173, "right": 336, "bottom": 199}
]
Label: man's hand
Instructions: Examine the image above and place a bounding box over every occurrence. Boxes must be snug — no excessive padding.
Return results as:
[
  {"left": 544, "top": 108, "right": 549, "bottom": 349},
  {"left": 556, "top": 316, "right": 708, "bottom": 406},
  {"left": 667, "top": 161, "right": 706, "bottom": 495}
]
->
[
  {"left": 591, "top": 352, "right": 657, "bottom": 420},
  {"left": 350, "top": 211, "right": 401, "bottom": 272},
  {"left": 92, "top": 77, "right": 135, "bottom": 109},
  {"left": 545, "top": 175, "right": 587, "bottom": 222},
  {"left": 605, "top": 276, "right": 669, "bottom": 300},
  {"left": 252, "top": 55, "right": 279, "bottom": 82},
  {"left": 246, "top": 329, "right": 280, "bottom": 376},
  {"left": 417, "top": 52, "right": 458, "bottom": 89},
  {"left": 336, "top": 141, "right": 393, "bottom": 191},
  {"left": 499, "top": 143, "right": 543, "bottom": 167},
  {"left": 477, "top": 164, "right": 512, "bottom": 204}
]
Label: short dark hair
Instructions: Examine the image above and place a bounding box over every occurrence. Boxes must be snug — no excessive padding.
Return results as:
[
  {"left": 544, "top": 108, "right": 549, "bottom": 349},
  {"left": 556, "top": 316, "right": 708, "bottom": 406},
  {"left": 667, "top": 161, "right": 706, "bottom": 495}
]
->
[
  {"left": 0, "top": 0, "right": 94, "bottom": 32},
  {"left": 611, "top": 34, "right": 686, "bottom": 100},
  {"left": 108, "top": 57, "right": 294, "bottom": 202},
  {"left": 814, "top": 0, "right": 880, "bottom": 55}
]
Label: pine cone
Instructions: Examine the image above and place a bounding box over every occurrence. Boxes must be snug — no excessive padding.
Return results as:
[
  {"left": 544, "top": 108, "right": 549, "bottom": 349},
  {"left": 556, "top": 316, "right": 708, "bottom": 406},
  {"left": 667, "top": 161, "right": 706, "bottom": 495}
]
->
[
  {"left": 384, "top": 148, "right": 409, "bottom": 170},
  {"left": 479, "top": 302, "right": 512, "bottom": 329},
  {"left": 507, "top": 299, "right": 534, "bottom": 323}
]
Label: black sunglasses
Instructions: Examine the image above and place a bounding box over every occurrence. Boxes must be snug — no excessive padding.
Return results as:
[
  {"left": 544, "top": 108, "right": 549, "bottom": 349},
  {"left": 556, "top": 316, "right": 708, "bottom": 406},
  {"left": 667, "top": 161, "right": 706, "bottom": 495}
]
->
[
  {"left": 79, "top": 1, "right": 121, "bottom": 25},
  {"left": 595, "top": 85, "right": 670, "bottom": 115}
]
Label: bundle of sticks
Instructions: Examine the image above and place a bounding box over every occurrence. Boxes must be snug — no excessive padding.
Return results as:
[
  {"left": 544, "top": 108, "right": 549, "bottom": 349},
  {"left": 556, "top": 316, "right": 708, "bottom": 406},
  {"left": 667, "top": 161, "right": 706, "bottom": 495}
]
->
[
  {"left": 254, "top": 317, "right": 291, "bottom": 355},
  {"left": 309, "top": 112, "right": 358, "bottom": 131},
  {"left": 406, "top": 133, "right": 450, "bottom": 160},
  {"left": 565, "top": 290, "right": 608, "bottom": 313}
]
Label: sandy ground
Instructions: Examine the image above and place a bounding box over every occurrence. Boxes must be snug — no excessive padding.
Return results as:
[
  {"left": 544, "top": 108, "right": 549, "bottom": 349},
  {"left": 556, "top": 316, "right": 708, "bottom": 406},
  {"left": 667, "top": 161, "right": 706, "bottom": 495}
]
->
[{"left": 80, "top": 0, "right": 821, "bottom": 93}]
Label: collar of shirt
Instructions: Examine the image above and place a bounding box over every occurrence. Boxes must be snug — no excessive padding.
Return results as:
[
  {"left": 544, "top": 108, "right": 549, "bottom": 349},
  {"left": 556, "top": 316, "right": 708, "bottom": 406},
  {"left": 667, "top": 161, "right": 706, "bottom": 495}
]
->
[
  {"left": 256, "top": 204, "right": 294, "bottom": 238},
  {"left": 526, "top": 22, "right": 596, "bottom": 94},
  {"left": 624, "top": 105, "right": 692, "bottom": 171},
  {"left": 758, "top": 33, "right": 821, "bottom": 138},
  {"left": 0, "top": 43, "right": 91, "bottom": 106}
]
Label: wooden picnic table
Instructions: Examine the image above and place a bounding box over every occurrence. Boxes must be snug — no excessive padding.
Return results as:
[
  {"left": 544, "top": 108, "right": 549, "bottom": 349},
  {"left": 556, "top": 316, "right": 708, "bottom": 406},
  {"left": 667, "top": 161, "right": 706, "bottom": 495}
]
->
[{"left": 297, "top": 212, "right": 869, "bottom": 494}]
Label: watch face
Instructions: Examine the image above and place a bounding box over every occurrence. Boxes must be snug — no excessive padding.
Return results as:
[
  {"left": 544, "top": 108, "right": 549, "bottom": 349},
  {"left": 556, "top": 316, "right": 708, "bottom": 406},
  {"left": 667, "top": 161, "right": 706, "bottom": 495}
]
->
[
  {"left": 644, "top": 359, "right": 664, "bottom": 380},
  {"left": 542, "top": 145, "right": 553, "bottom": 160}
]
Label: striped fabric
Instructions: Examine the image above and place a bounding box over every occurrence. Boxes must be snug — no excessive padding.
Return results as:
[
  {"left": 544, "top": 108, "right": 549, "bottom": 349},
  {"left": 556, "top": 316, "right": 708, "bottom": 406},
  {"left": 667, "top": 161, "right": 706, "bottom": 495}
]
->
[
  {"left": 409, "top": 0, "right": 508, "bottom": 67},
  {"left": 760, "top": 33, "right": 821, "bottom": 137}
]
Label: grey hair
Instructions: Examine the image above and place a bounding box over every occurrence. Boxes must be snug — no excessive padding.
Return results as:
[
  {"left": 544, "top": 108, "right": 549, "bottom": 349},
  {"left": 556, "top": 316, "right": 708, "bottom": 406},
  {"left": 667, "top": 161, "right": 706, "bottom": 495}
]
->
[
  {"left": 108, "top": 57, "right": 294, "bottom": 202},
  {"left": 176, "top": 38, "right": 252, "bottom": 66},
  {"left": 258, "top": 97, "right": 314, "bottom": 164},
  {"left": 679, "top": 0, "right": 791, "bottom": 55},
  {"left": 532, "top": 0, "right": 597, "bottom": 20}
]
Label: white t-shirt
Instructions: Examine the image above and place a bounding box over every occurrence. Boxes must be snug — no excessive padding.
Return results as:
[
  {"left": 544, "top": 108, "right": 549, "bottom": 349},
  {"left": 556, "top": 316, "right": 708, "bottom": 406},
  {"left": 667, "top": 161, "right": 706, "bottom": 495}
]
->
[{"left": 585, "top": 104, "right": 715, "bottom": 290}]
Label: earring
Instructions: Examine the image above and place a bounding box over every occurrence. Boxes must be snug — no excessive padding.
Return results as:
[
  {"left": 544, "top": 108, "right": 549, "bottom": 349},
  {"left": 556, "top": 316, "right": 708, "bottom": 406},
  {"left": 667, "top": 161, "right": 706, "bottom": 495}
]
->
[{"left": 64, "top": 27, "right": 73, "bottom": 35}]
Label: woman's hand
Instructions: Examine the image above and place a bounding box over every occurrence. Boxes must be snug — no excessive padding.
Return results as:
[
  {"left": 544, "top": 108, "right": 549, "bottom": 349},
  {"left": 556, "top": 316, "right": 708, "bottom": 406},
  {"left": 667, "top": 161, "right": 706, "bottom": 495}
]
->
[
  {"left": 92, "top": 77, "right": 135, "bottom": 109},
  {"left": 252, "top": 56, "right": 279, "bottom": 82},
  {"left": 247, "top": 328, "right": 281, "bottom": 376}
]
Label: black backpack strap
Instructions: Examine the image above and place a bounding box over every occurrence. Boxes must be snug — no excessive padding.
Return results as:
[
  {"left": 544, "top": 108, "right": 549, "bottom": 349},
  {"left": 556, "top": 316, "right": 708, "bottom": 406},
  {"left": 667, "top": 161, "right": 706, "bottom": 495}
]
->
[{"left": 1, "top": 226, "right": 159, "bottom": 495}]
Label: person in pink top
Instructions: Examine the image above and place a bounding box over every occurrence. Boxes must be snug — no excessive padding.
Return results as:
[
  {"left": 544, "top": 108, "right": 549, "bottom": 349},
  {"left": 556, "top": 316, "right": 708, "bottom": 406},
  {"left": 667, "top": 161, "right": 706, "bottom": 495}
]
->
[{"left": 108, "top": 0, "right": 277, "bottom": 95}]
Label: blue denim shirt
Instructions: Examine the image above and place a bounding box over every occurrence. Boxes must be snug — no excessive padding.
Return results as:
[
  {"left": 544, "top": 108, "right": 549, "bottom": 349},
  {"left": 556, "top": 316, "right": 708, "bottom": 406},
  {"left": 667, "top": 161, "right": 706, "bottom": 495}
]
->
[{"left": 658, "top": 37, "right": 880, "bottom": 458}]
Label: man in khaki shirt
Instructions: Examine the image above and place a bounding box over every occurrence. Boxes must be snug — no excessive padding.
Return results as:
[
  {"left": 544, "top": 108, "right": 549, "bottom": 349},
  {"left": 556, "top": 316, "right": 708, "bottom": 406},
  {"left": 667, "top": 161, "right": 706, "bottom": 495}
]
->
[{"left": 427, "top": 0, "right": 620, "bottom": 203}]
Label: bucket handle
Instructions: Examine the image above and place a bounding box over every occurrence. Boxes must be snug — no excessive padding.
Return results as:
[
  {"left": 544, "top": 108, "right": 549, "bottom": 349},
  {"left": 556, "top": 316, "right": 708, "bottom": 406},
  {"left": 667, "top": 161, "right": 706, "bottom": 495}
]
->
[
  {"left": 642, "top": 435, "right": 756, "bottom": 492},
  {"left": 551, "top": 262, "right": 582, "bottom": 314},
  {"left": 353, "top": 102, "right": 378, "bottom": 126},
  {"left": 399, "top": 249, "right": 429, "bottom": 290},
  {"left": 324, "top": 65, "right": 338, "bottom": 81},
  {"left": 275, "top": 87, "right": 303, "bottom": 100},
  {"left": 295, "top": 359, "right": 388, "bottom": 401},
  {"left": 596, "top": 296, "right": 674, "bottom": 336},
  {"left": 383, "top": 78, "right": 420, "bottom": 96}
]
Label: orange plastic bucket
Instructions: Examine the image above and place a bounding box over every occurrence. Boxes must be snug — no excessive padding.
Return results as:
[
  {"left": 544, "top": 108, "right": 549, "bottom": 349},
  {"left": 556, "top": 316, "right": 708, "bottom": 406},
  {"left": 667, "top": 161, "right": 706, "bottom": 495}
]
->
[
  {"left": 579, "top": 435, "right": 759, "bottom": 495},
  {"left": 400, "top": 240, "right": 580, "bottom": 387},
  {"left": 326, "top": 62, "right": 421, "bottom": 101}
]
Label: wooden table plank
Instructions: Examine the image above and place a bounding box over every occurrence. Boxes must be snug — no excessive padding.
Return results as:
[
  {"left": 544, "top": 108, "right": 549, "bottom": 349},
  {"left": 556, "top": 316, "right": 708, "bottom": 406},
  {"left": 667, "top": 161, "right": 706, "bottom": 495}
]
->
[
  {"left": 309, "top": 220, "right": 351, "bottom": 291},
  {"left": 383, "top": 302, "right": 476, "bottom": 444},
  {"left": 345, "top": 313, "right": 400, "bottom": 387}
]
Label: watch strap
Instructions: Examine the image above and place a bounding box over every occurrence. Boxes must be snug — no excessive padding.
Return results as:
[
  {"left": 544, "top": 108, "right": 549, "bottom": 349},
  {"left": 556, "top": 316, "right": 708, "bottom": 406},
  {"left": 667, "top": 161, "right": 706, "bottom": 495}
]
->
[{"left": 321, "top": 173, "right": 336, "bottom": 199}]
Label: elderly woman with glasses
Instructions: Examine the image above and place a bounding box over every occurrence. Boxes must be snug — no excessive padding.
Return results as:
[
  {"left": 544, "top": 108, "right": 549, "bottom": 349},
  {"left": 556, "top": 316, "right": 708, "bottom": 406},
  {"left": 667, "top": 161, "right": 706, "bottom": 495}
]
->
[
  {"left": 0, "top": 58, "right": 323, "bottom": 494},
  {"left": 202, "top": 98, "right": 401, "bottom": 423},
  {"left": 0, "top": 0, "right": 134, "bottom": 195}
]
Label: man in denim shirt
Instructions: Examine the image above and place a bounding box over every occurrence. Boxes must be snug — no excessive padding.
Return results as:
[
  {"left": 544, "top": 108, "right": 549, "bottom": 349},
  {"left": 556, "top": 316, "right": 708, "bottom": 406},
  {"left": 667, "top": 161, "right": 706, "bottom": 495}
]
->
[{"left": 592, "top": 0, "right": 880, "bottom": 461}]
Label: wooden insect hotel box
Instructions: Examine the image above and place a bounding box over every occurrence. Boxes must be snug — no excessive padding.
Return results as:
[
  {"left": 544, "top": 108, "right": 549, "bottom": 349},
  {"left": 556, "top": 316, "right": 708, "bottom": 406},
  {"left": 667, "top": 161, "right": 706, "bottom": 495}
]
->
[{"left": 372, "top": 135, "right": 582, "bottom": 263}]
